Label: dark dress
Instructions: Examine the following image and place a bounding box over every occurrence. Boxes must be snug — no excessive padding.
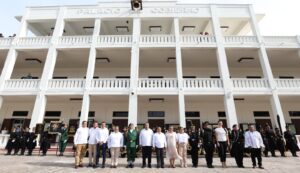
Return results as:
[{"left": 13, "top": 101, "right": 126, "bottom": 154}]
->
[
  {"left": 284, "top": 130, "right": 299, "bottom": 156},
  {"left": 5, "top": 132, "right": 17, "bottom": 155},
  {"left": 40, "top": 131, "right": 51, "bottom": 156},
  {"left": 26, "top": 132, "right": 37, "bottom": 155}
]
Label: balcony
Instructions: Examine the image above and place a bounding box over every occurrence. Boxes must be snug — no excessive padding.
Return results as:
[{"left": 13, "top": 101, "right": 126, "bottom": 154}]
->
[
  {"left": 183, "top": 78, "right": 223, "bottom": 94},
  {"left": 47, "top": 79, "right": 85, "bottom": 92},
  {"left": 224, "top": 36, "right": 258, "bottom": 47},
  {"left": 138, "top": 78, "right": 178, "bottom": 94},
  {"left": 3, "top": 79, "right": 40, "bottom": 94},
  {"left": 96, "top": 35, "right": 132, "bottom": 47},
  {"left": 275, "top": 79, "right": 300, "bottom": 92},
  {"left": 15, "top": 37, "right": 51, "bottom": 48},
  {"left": 0, "top": 38, "right": 13, "bottom": 49},
  {"left": 57, "top": 36, "right": 92, "bottom": 48},
  {"left": 140, "top": 35, "right": 176, "bottom": 47},
  {"left": 180, "top": 35, "right": 216, "bottom": 47},
  {"left": 90, "top": 79, "right": 130, "bottom": 94},
  {"left": 232, "top": 78, "right": 270, "bottom": 93},
  {"left": 263, "top": 36, "right": 299, "bottom": 48}
]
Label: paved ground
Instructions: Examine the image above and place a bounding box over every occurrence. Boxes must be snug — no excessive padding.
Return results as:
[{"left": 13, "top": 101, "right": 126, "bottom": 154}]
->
[{"left": 0, "top": 152, "right": 299, "bottom": 173}]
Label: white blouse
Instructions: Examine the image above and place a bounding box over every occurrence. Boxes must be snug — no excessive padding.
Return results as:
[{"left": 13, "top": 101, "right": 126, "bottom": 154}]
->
[{"left": 214, "top": 127, "right": 228, "bottom": 142}]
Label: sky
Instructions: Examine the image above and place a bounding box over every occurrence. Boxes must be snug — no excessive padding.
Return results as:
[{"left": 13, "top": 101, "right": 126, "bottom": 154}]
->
[{"left": 0, "top": 0, "right": 299, "bottom": 37}]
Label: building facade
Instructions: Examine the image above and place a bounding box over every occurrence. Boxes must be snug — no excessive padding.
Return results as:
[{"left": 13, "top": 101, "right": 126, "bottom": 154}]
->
[{"left": 0, "top": 0, "right": 300, "bottom": 137}]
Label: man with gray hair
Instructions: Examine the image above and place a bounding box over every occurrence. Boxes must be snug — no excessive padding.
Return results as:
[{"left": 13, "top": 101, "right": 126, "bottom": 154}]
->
[{"left": 244, "top": 125, "right": 265, "bottom": 169}]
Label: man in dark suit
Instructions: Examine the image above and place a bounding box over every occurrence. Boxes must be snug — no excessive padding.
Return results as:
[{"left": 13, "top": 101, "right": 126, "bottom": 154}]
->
[
  {"left": 230, "top": 124, "right": 245, "bottom": 168},
  {"left": 189, "top": 126, "right": 200, "bottom": 168}
]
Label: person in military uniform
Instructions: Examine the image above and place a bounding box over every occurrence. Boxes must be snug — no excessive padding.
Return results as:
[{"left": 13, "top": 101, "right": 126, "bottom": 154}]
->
[
  {"left": 264, "top": 125, "right": 276, "bottom": 157},
  {"left": 26, "top": 128, "right": 37, "bottom": 156},
  {"left": 58, "top": 124, "right": 69, "bottom": 156},
  {"left": 230, "top": 124, "right": 245, "bottom": 168},
  {"left": 124, "top": 123, "right": 138, "bottom": 168},
  {"left": 5, "top": 128, "right": 17, "bottom": 155},
  {"left": 200, "top": 121, "right": 215, "bottom": 168},
  {"left": 284, "top": 126, "right": 299, "bottom": 157},
  {"left": 274, "top": 128, "right": 286, "bottom": 157},
  {"left": 40, "top": 130, "right": 51, "bottom": 156},
  {"left": 188, "top": 126, "right": 200, "bottom": 168}
]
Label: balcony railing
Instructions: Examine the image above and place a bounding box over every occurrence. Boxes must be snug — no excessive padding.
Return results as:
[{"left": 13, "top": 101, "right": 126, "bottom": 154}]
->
[
  {"left": 4, "top": 79, "right": 40, "bottom": 90},
  {"left": 15, "top": 37, "right": 51, "bottom": 47},
  {"left": 96, "top": 35, "right": 132, "bottom": 46},
  {"left": 232, "top": 78, "right": 270, "bottom": 89},
  {"left": 224, "top": 36, "right": 258, "bottom": 45},
  {"left": 275, "top": 79, "right": 300, "bottom": 89},
  {"left": 0, "top": 38, "right": 13, "bottom": 47},
  {"left": 138, "top": 78, "right": 178, "bottom": 89},
  {"left": 58, "top": 36, "right": 92, "bottom": 46},
  {"left": 183, "top": 78, "right": 223, "bottom": 89},
  {"left": 140, "top": 35, "right": 176, "bottom": 46},
  {"left": 180, "top": 35, "right": 216, "bottom": 46},
  {"left": 263, "top": 36, "right": 299, "bottom": 47},
  {"left": 91, "top": 79, "right": 130, "bottom": 89},
  {"left": 48, "top": 79, "right": 85, "bottom": 90}
]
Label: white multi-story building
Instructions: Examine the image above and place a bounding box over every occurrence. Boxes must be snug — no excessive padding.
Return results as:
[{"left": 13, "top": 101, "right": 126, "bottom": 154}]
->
[{"left": 0, "top": 0, "right": 300, "bottom": 139}]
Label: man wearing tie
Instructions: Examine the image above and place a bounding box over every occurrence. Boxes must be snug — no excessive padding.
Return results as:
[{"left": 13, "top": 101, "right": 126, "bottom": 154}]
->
[
  {"left": 230, "top": 124, "right": 245, "bottom": 168},
  {"left": 244, "top": 125, "right": 265, "bottom": 169}
]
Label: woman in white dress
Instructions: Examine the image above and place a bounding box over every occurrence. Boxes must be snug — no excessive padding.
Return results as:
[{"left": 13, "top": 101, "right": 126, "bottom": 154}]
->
[{"left": 166, "top": 126, "right": 182, "bottom": 168}]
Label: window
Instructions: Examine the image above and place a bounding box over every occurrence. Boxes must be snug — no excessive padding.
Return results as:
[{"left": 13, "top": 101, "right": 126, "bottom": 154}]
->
[
  {"left": 53, "top": 76, "right": 68, "bottom": 79},
  {"left": 113, "top": 111, "right": 128, "bottom": 117},
  {"left": 45, "top": 111, "right": 61, "bottom": 117},
  {"left": 183, "top": 76, "right": 196, "bottom": 79},
  {"left": 185, "top": 111, "right": 200, "bottom": 117},
  {"left": 218, "top": 111, "right": 226, "bottom": 117},
  {"left": 148, "top": 76, "right": 163, "bottom": 78},
  {"left": 253, "top": 111, "right": 270, "bottom": 117},
  {"left": 148, "top": 111, "right": 165, "bottom": 117},
  {"left": 78, "top": 111, "right": 95, "bottom": 117},
  {"left": 12, "top": 111, "right": 28, "bottom": 117},
  {"left": 279, "top": 76, "right": 294, "bottom": 79},
  {"left": 289, "top": 111, "right": 300, "bottom": 117},
  {"left": 116, "top": 76, "right": 130, "bottom": 79},
  {"left": 210, "top": 76, "right": 220, "bottom": 79}
]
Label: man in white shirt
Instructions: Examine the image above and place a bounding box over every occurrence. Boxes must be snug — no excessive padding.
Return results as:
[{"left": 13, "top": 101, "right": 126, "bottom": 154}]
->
[
  {"left": 177, "top": 127, "right": 190, "bottom": 168},
  {"left": 152, "top": 127, "right": 166, "bottom": 168},
  {"left": 74, "top": 121, "right": 89, "bottom": 169},
  {"left": 244, "top": 125, "right": 265, "bottom": 169},
  {"left": 139, "top": 122, "right": 154, "bottom": 168},
  {"left": 88, "top": 121, "right": 100, "bottom": 168},
  {"left": 96, "top": 122, "right": 109, "bottom": 168},
  {"left": 107, "top": 126, "right": 124, "bottom": 168}
]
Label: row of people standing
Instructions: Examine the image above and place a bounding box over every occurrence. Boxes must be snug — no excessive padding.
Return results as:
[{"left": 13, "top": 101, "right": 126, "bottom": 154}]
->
[{"left": 5, "top": 127, "right": 37, "bottom": 156}]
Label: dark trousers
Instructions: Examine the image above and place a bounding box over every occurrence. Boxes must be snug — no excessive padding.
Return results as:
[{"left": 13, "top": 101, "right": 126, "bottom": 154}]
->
[
  {"left": 250, "top": 148, "right": 262, "bottom": 167},
  {"left": 232, "top": 142, "right": 244, "bottom": 167},
  {"left": 191, "top": 146, "right": 199, "bottom": 166},
  {"left": 264, "top": 140, "right": 276, "bottom": 156},
  {"left": 204, "top": 143, "right": 214, "bottom": 166},
  {"left": 217, "top": 142, "right": 227, "bottom": 162},
  {"left": 142, "top": 146, "right": 152, "bottom": 166},
  {"left": 28, "top": 149, "right": 33, "bottom": 155},
  {"left": 96, "top": 143, "right": 107, "bottom": 165},
  {"left": 155, "top": 148, "right": 164, "bottom": 168}
]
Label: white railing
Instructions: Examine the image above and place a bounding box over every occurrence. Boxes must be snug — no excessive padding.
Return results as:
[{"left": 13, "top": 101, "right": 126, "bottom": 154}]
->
[
  {"left": 58, "top": 36, "right": 92, "bottom": 46},
  {"left": 232, "top": 78, "right": 270, "bottom": 89},
  {"left": 180, "top": 35, "right": 216, "bottom": 45},
  {"left": 48, "top": 79, "right": 85, "bottom": 89},
  {"left": 4, "top": 79, "right": 40, "bottom": 90},
  {"left": 91, "top": 79, "right": 130, "bottom": 89},
  {"left": 16, "top": 37, "right": 51, "bottom": 46},
  {"left": 275, "top": 79, "right": 300, "bottom": 89},
  {"left": 97, "top": 35, "right": 132, "bottom": 45},
  {"left": 0, "top": 38, "right": 13, "bottom": 47},
  {"left": 140, "top": 35, "right": 176, "bottom": 46},
  {"left": 224, "top": 36, "right": 258, "bottom": 44},
  {"left": 183, "top": 78, "right": 223, "bottom": 89},
  {"left": 138, "top": 78, "right": 178, "bottom": 89},
  {"left": 263, "top": 36, "right": 299, "bottom": 46}
]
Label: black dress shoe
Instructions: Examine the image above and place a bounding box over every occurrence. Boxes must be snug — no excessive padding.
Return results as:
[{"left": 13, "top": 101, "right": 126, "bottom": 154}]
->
[
  {"left": 161, "top": 166, "right": 164, "bottom": 169},
  {"left": 142, "top": 165, "right": 146, "bottom": 168},
  {"left": 259, "top": 166, "right": 264, "bottom": 169},
  {"left": 253, "top": 165, "right": 256, "bottom": 169},
  {"left": 148, "top": 165, "right": 152, "bottom": 168},
  {"left": 238, "top": 165, "right": 245, "bottom": 168},
  {"left": 101, "top": 165, "right": 105, "bottom": 168},
  {"left": 208, "top": 165, "right": 214, "bottom": 168}
]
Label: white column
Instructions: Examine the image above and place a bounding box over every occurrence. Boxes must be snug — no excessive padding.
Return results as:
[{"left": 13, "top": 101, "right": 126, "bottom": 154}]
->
[
  {"left": 174, "top": 18, "right": 186, "bottom": 128},
  {"left": 80, "top": 19, "right": 101, "bottom": 124},
  {"left": 211, "top": 5, "right": 238, "bottom": 128},
  {"left": 29, "top": 7, "right": 66, "bottom": 130},
  {"left": 29, "top": 93, "right": 47, "bottom": 130},
  {"left": 0, "top": 8, "right": 30, "bottom": 89},
  {"left": 249, "top": 5, "right": 286, "bottom": 132},
  {"left": 128, "top": 18, "right": 141, "bottom": 126}
]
